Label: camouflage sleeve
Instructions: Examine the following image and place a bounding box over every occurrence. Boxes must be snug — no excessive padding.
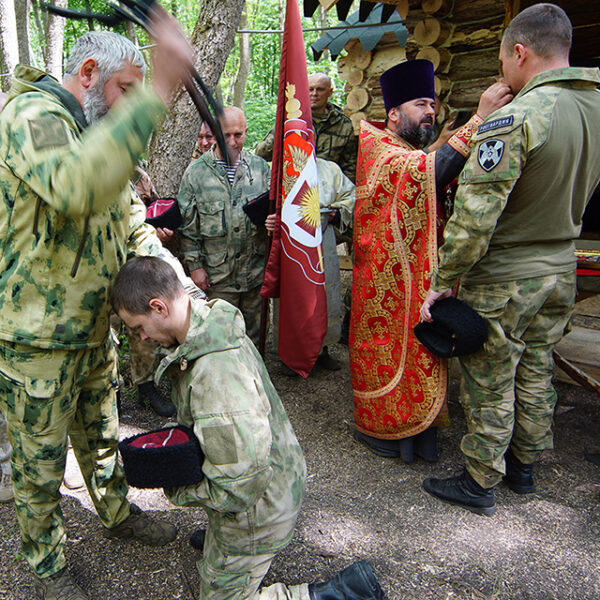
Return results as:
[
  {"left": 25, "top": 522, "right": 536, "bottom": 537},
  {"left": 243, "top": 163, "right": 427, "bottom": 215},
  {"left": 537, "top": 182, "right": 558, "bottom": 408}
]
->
[
  {"left": 177, "top": 163, "right": 205, "bottom": 272},
  {"left": 322, "top": 160, "right": 355, "bottom": 234},
  {"left": 254, "top": 128, "right": 275, "bottom": 161},
  {"left": 2, "top": 85, "right": 165, "bottom": 219},
  {"left": 164, "top": 351, "right": 275, "bottom": 512},
  {"left": 337, "top": 131, "right": 358, "bottom": 183},
  {"left": 128, "top": 190, "right": 206, "bottom": 298},
  {"left": 431, "top": 114, "right": 526, "bottom": 291}
]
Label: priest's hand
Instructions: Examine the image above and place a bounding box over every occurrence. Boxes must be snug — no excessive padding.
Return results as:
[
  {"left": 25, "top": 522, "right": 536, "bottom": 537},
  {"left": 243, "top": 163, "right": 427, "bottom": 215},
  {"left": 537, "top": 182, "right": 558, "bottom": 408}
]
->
[
  {"left": 476, "top": 81, "right": 514, "bottom": 120},
  {"left": 420, "top": 288, "right": 453, "bottom": 322}
]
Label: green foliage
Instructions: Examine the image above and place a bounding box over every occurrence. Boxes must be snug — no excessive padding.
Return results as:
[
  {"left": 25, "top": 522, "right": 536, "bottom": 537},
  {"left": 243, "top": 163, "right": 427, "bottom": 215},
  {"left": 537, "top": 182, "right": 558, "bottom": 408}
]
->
[
  {"left": 31, "top": 0, "right": 346, "bottom": 153},
  {"left": 219, "top": 0, "right": 347, "bottom": 150},
  {"left": 243, "top": 98, "right": 277, "bottom": 150}
]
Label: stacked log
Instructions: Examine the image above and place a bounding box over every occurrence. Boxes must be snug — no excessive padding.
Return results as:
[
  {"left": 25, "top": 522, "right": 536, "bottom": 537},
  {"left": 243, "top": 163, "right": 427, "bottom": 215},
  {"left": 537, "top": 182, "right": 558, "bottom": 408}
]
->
[{"left": 338, "top": 0, "right": 505, "bottom": 131}]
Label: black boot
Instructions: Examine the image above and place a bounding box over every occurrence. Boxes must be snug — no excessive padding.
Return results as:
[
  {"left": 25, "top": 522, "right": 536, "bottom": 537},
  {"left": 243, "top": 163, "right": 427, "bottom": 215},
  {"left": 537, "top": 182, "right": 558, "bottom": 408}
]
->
[
  {"left": 189, "top": 527, "right": 206, "bottom": 549},
  {"left": 339, "top": 310, "right": 350, "bottom": 346},
  {"left": 308, "top": 560, "right": 387, "bottom": 600},
  {"left": 354, "top": 430, "right": 401, "bottom": 458},
  {"left": 503, "top": 448, "right": 535, "bottom": 494},
  {"left": 138, "top": 381, "right": 176, "bottom": 417},
  {"left": 316, "top": 347, "right": 341, "bottom": 371},
  {"left": 414, "top": 427, "right": 438, "bottom": 463},
  {"left": 422, "top": 469, "right": 496, "bottom": 517}
]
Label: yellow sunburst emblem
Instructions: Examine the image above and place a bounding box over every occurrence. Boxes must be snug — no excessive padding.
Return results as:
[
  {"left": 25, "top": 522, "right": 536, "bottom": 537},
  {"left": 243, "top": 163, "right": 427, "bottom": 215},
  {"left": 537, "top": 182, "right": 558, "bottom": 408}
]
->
[{"left": 299, "top": 185, "right": 321, "bottom": 232}]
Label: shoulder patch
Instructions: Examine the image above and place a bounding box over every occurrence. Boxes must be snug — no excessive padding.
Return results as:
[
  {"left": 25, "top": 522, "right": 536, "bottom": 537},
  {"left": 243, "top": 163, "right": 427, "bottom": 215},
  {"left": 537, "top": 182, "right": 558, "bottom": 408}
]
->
[
  {"left": 202, "top": 424, "right": 238, "bottom": 465},
  {"left": 477, "top": 116, "right": 514, "bottom": 135},
  {"left": 477, "top": 139, "right": 505, "bottom": 172},
  {"left": 28, "top": 117, "right": 69, "bottom": 150}
]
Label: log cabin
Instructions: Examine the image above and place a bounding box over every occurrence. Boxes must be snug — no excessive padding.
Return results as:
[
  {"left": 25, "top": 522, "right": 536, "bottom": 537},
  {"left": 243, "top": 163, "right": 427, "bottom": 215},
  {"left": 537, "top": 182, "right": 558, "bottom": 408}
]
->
[{"left": 309, "top": 0, "right": 600, "bottom": 129}]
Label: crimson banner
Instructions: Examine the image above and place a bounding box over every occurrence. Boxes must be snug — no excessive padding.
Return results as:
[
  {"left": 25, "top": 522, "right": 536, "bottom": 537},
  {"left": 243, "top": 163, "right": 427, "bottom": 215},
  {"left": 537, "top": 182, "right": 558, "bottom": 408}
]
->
[{"left": 260, "top": 0, "right": 327, "bottom": 377}]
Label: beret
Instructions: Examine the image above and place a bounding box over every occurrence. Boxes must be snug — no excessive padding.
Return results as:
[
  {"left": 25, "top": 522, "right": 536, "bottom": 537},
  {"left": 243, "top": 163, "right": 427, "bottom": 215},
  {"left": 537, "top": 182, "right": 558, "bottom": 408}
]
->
[
  {"left": 145, "top": 198, "right": 183, "bottom": 230},
  {"left": 119, "top": 425, "right": 204, "bottom": 489},
  {"left": 413, "top": 297, "right": 488, "bottom": 358}
]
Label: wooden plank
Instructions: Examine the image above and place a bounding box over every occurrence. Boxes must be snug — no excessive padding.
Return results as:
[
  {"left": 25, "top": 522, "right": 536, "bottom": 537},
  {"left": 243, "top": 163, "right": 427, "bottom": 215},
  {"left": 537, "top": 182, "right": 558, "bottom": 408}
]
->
[
  {"left": 554, "top": 351, "right": 600, "bottom": 397},
  {"left": 452, "top": 0, "right": 506, "bottom": 22},
  {"left": 554, "top": 325, "right": 600, "bottom": 391}
]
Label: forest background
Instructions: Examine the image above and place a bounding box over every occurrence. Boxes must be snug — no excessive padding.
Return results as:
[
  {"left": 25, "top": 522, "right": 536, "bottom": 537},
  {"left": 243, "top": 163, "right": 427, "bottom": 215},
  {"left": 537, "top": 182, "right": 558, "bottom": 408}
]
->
[{"left": 0, "top": 0, "right": 346, "bottom": 195}]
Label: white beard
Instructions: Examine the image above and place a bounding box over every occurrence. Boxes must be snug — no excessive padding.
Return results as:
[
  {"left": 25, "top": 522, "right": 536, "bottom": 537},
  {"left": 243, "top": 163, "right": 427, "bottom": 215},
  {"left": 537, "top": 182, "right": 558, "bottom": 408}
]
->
[{"left": 82, "top": 82, "right": 109, "bottom": 123}]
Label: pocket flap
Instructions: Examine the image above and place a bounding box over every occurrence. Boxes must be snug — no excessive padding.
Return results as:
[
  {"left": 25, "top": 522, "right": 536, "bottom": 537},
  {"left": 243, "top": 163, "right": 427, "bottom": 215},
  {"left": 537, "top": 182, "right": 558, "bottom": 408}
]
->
[{"left": 25, "top": 376, "right": 57, "bottom": 399}]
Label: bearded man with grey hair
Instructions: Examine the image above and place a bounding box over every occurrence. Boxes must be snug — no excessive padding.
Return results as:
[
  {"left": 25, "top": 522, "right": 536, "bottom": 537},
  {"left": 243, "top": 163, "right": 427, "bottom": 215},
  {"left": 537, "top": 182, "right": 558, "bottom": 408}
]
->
[{"left": 0, "top": 9, "right": 196, "bottom": 600}]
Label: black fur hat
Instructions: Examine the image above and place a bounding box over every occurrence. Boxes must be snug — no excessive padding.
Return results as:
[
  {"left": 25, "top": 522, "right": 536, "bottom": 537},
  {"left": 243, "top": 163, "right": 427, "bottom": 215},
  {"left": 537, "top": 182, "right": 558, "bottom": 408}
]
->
[
  {"left": 118, "top": 426, "right": 204, "bottom": 489},
  {"left": 145, "top": 198, "right": 183, "bottom": 230},
  {"left": 414, "top": 297, "right": 488, "bottom": 358}
]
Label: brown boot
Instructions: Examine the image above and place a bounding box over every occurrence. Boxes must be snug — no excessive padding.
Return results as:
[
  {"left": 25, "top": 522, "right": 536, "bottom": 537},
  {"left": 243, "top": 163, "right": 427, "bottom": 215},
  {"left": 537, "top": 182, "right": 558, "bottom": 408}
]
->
[
  {"left": 103, "top": 503, "right": 177, "bottom": 546},
  {"left": 33, "top": 568, "right": 88, "bottom": 600}
]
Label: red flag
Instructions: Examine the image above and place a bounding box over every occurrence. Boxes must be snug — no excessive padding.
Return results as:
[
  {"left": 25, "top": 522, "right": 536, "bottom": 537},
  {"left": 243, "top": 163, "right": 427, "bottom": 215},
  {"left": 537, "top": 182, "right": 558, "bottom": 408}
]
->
[{"left": 260, "top": 0, "right": 327, "bottom": 377}]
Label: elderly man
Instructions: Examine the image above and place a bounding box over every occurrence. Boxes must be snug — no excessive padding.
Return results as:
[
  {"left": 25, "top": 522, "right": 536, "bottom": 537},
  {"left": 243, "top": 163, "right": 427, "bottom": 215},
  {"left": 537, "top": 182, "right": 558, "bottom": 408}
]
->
[
  {"left": 178, "top": 106, "right": 270, "bottom": 346},
  {"left": 420, "top": 3, "right": 600, "bottom": 516},
  {"left": 190, "top": 119, "right": 216, "bottom": 161},
  {"left": 350, "top": 60, "right": 512, "bottom": 465},
  {"left": 256, "top": 73, "right": 357, "bottom": 182},
  {"left": 0, "top": 12, "right": 196, "bottom": 600}
]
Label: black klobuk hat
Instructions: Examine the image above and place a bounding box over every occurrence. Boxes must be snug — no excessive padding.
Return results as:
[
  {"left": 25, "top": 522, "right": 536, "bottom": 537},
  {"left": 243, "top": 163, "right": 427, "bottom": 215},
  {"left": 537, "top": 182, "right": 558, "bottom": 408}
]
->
[
  {"left": 379, "top": 59, "right": 435, "bottom": 113},
  {"left": 118, "top": 425, "right": 204, "bottom": 489},
  {"left": 413, "top": 297, "right": 488, "bottom": 358}
]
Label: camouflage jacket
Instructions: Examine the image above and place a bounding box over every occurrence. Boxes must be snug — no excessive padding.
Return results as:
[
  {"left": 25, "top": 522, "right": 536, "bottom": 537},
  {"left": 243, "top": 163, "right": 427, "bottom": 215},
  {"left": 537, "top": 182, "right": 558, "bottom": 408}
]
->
[
  {"left": 316, "top": 157, "right": 355, "bottom": 233},
  {"left": 432, "top": 67, "right": 600, "bottom": 290},
  {"left": 0, "top": 65, "right": 172, "bottom": 350},
  {"left": 158, "top": 298, "right": 306, "bottom": 555},
  {"left": 255, "top": 103, "right": 358, "bottom": 182},
  {"left": 178, "top": 149, "right": 270, "bottom": 292}
]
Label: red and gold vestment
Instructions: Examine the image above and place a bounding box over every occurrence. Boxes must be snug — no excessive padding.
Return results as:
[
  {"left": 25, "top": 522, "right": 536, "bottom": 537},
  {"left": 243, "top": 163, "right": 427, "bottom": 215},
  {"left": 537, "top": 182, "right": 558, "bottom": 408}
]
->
[{"left": 350, "top": 118, "right": 481, "bottom": 439}]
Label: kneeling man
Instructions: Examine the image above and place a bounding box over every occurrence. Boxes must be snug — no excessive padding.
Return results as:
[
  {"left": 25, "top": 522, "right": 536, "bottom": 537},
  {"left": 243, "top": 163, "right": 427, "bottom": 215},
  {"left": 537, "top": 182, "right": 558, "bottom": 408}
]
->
[{"left": 111, "top": 256, "right": 386, "bottom": 600}]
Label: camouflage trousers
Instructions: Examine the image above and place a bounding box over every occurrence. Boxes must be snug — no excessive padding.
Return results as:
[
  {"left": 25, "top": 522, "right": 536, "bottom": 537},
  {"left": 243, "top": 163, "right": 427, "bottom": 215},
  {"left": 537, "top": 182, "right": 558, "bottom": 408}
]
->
[
  {"left": 0, "top": 336, "right": 131, "bottom": 577},
  {"left": 126, "top": 324, "right": 159, "bottom": 384},
  {"left": 457, "top": 271, "right": 576, "bottom": 488},
  {"left": 0, "top": 411, "right": 10, "bottom": 482},
  {"left": 208, "top": 285, "right": 264, "bottom": 348},
  {"left": 109, "top": 313, "right": 157, "bottom": 385},
  {"left": 198, "top": 525, "right": 309, "bottom": 600}
]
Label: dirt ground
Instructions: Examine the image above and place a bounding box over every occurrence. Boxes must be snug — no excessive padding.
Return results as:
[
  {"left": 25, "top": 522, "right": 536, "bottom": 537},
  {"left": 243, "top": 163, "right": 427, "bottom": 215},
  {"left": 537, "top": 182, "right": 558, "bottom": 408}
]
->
[{"left": 1, "top": 338, "right": 599, "bottom": 600}]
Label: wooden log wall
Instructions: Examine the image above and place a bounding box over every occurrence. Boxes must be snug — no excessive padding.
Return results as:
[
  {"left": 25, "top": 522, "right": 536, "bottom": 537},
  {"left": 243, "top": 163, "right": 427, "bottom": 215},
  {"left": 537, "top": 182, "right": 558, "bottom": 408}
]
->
[{"left": 338, "top": 0, "right": 506, "bottom": 130}]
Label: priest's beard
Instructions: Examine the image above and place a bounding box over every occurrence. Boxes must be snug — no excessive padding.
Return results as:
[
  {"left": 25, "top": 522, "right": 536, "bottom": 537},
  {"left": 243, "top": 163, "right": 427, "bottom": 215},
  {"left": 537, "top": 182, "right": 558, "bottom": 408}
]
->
[
  {"left": 393, "top": 110, "right": 436, "bottom": 149},
  {"left": 82, "top": 80, "right": 109, "bottom": 124}
]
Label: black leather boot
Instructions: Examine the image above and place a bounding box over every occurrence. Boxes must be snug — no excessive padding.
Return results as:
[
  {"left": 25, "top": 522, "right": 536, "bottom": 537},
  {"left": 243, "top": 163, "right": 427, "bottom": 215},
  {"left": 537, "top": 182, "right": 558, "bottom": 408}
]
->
[
  {"left": 308, "top": 560, "right": 387, "bottom": 600},
  {"left": 413, "top": 427, "right": 438, "bottom": 463},
  {"left": 503, "top": 448, "right": 535, "bottom": 494},
  {"left": 138, "top": 381, "right": 176, "bottom": 417},
  {"left": 189, "top": 527, "right": 206, "bottom": 549},
  {"left": 339, "top": 310, "right": 350, "bottom": 346},
  {"left": 422, "top": 469, "right": 496, "bottom": 516},
  {"left": 354, "top": 430, "right": 401, "bottom": 458}
]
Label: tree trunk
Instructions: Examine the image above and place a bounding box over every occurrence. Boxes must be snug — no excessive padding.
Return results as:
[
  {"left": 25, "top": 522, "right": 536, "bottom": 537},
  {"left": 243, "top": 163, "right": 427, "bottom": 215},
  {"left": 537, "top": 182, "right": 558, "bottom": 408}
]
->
[
  {"left": 15, "top": 0, "right": 34, "bottom": 66},
  {"left": 0, "top": 0, "right": 19, "bottom": 89},
  {"left": 147, "top": 0, "right": 245, "bottom": 197},
  {"left": 44, "top": 0, "right": 67, "bottom": 79},
  {"left": 232, "top": 9, "right": 250, "bottom": 108}
]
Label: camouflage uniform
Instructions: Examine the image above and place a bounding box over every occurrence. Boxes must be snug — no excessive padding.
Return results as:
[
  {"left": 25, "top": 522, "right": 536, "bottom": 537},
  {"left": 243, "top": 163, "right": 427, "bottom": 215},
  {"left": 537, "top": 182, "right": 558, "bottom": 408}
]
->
[
  {"left": 0, "top": 412, "right": 11, "bottom": 497},
  {"left": 178, "top": 149, "right": 270, "bottom": 346},
  {"left": 157, "top": 298, "right": 307, "bottom": 600},
  {"left": 431, "top": 67, "right": 600, "bottom": 488},
  {"left": 0, "top": 65, "right": 189, "bottom": 577},
  {"left": 255, "top": 103, "right": 357, "bottom": 183}
]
